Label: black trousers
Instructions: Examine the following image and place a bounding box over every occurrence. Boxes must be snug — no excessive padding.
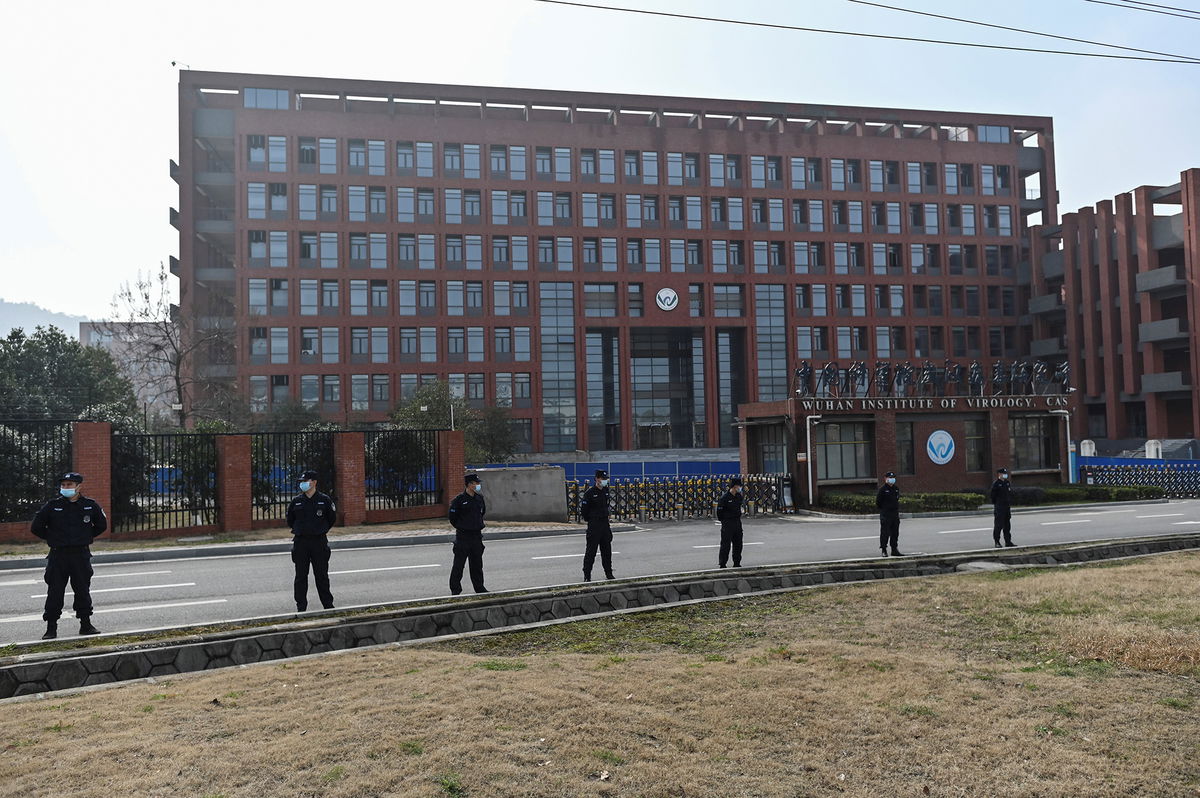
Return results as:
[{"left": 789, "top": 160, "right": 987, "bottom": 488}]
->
[
  {"left": 719, "top": 526, "right": 743, "bottom": 566},
  {"left": 450, "top": 536, "right": 486, "bottom": 593},
  {"left": 292, "top": 535, "right": 333, "bottom": 610},
  {"left": 43, "top": 547, "right": 93, "bottom": 622},
  {"left": 583, "top": 535, "right": 613, "bottom": 577},
  {"left": 880, "top": 515, "right": 900, "bottom": 551},
  {"left": 993, "top": 512, "right": 1012, "bottom": 545}
]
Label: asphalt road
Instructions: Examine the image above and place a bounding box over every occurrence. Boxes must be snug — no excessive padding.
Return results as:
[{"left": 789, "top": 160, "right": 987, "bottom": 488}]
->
[{"left": 3, "top": 500, "right": 1198, "bottom": 646}]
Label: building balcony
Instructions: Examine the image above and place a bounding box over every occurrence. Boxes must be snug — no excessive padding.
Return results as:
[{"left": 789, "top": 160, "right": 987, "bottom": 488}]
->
[
  {"left": 169, "top": 207, "right": 180, "bottom": 229},
  {"left": 1135, "top": 264, "right": 1185, "bottom": 295},
  {"left": 169, "top": 159, "right": 180, "bottom": 183},
  {"left": 1138, "top": 317, "right": 1189, "bottom": 345},
  {"left": 1018, "top": 147, "right": 1044, "bottom": 173},
  {"left": 196, "top": 169, "right": 234, "bottom": 187},
  {"left": 1039, "top": 249, "right": 1064, "bottom": 281},
  {"left": 1028, "top": 292, "right": 1063, "bottom": 315},
  {"left": 1141, "top": 371, "right": 1191, "bottom": 394},
  {"left": 169, "top": 256, "right": 180, "bottom": 277},
  {"left": 1152, "top": 214, "right": 1184, "bottom": 249},
  {"left": 1030, "top": 336, "right": 1066, "bottom": 357},
  {"left": 1020, "top": 188, "right": 1045, "bottom": 213}
]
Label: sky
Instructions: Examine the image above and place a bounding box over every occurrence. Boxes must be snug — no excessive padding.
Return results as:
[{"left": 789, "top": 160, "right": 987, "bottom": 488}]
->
[{"left": 1, "top": 0, "right": 1198, "bottom": 319}]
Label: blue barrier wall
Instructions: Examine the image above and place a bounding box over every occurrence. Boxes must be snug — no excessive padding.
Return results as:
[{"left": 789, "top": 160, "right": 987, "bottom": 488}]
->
[{"left": 469, "top": 460, "right": 741, "bottom": 481}]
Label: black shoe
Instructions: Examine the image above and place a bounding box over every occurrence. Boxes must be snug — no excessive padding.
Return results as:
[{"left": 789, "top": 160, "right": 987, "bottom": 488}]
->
[
  {"left": 42, "top": 623, "right": 57, "bottom": 640},
  {"left": 322, "top": 604, "right": 335, "bottom": 610},
  {"left": 719, "top": 563, "right": 727, "bottom": 569},
  {"left": 450, "top": 588, "right": 462, "bottom": 596},
  {"left": 994, "top": 542, "right": 1002, "bottom": 548},
  {"left": 733, "top": 562, "right": 741, "bottom": 568},
  {"left": 1004, "top": 541, "right": 1016, "bottom": 547},
  {"left": 604, "top": 573, "right": 615, "bottom": 580},
  {"left": 296, "top": 605, "right": 306, "bottom": 612},
  {"left": 583, "top": 572, "right": 592, "bottom": 581},
  {"left": 475, "top": 587, "right": 489, "bottom": 594},
  {"left": 891, "top": 549, "right": 902, "bottom": 557},
  {"left": 79, "top": 621, "right": 100, "bottom": 636},
  {"left": 881, "top": 547, "right": 889, "bottom": 557}
]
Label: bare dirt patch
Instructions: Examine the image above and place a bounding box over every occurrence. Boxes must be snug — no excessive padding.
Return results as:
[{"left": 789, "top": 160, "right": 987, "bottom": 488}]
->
[{"left": 1, "top": 553, "right": 1199, "bottom": 797}]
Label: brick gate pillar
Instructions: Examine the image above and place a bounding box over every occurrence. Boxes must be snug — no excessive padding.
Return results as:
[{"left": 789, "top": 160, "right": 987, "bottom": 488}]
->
[
  {"left": 216, "top": 435, "right": 252, "bottom": 534},
  {"left": 72, "top": 422, "right": 112, "bottom": 521},
  {"left": 334, "top": 432, "right": 366, "bottom": 527}
]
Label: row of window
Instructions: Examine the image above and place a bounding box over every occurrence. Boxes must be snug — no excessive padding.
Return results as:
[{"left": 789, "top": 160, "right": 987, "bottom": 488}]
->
[
  {"left": 818, "top": 415, "right": 1054, "bottom": 481},
  {"left": 246, "top": 277, "right": 1021, "bottom": 320},
  {"left": 244, "top": 182, "right": 1020, "bottom": 235},
  {"left": 245, "top": 230, "right": 1019, "bottom": 276},
  {"left": 248, "top": 325, "right": 534, "bottom": 365},
  {"left": 796, "top": 324, "right": 1021, "bottom": 360},
  {"left": 241, "top": 133, "right": 1018, "bottom": 194}
]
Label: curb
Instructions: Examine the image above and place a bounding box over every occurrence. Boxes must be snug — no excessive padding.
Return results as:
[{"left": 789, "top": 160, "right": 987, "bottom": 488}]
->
[
  {"left": 3, "top": 532, "right": 1198, "bottom": 700},
  {"left": 0, "top": 524, "right": 638, "bottom": 571},
  {"left": 789, "top": 498, "right": 1172, "bottom": 521}
]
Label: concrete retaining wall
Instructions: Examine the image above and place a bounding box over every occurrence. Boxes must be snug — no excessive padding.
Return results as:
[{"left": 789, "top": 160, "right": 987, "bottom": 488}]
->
[
  {"left": 3, "top": 534, "right": 1198, "bottom": 700},
  {"left": 472, "top": 466, "right": 567, "bottom": 522}
]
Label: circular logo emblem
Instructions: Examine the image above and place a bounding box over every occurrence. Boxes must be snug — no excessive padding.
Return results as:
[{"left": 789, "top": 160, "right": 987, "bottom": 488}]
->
[
  {"left": 655, "top": 287, "right": 680, "bottom": 311},
  {"left": 926, "top": 429, "right": 955, "bottom": 465}
]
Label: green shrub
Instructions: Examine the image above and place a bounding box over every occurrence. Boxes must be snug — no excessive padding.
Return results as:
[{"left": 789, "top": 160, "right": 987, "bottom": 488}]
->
[
  {"left": 1009, "top": 486, "right": 1046, "bottom": 506},
  {"left": 900, "top": 492, "right": 982, "bottom": 512},
  {"left": 1131, "top": 484, "right": 1166, "bottom": 500},
  {"left": 820, "top": 492, "right": 876, "bottom": 514},
  {"left": 1084, "top": 485, "right": 1117, "bottom": 501},
  {"left": 1042, "top": 486, "right": 1089, "bottom": 503},
  {"left": 1112, "top": 487, "right": 1142, "bottom": 501}
]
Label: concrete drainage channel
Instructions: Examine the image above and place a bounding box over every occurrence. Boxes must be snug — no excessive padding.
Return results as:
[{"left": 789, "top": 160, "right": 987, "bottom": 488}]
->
[{"left": 3, "top": 533, "right": 1199, "bottom": 701}]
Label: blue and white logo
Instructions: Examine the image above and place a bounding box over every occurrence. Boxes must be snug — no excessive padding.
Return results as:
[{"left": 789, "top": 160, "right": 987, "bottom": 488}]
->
[
  {"left": 926, "top": 429, "right": 955, "bottom": 465},
  {"left": 655, "top": 287, "right": 679, "bottom": 311}
]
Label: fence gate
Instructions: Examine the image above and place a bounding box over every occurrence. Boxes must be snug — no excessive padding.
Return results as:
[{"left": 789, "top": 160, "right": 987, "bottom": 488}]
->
[
  {"left": 1079, "top": 462, "right": 1200, "bottom": 498},
  {"left": 566, "top": 473, "right": 788, "bottom": 523},
  {"left": 364, "top": 429, "right": 442, "bottom": 510},
  {"left": 0, "top": 420, "right": 72, "bottom": 524},
  {"left": 250, "top": 431, "right": 337, "bottom": 521}
]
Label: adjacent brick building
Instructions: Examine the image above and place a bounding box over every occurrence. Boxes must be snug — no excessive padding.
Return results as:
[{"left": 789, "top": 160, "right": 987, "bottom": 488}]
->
[
  {"left": 173, "top": 70, "right": 1057, "bottom": 462},
  {"left": 1030, "top": 168, "right": 1200, "bottom": 442}
]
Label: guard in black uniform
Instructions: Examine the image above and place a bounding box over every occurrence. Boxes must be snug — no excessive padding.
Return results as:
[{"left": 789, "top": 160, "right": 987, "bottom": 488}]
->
[
  {"left": 286, "top": 469, "right": 336, "bottom": 612},
  {"left": 448, "top": 474, "right": 488, "bottom": 594},
  {"left": 716, "top": 477, "right": 745, "bottom": 568},
  {"left": 580, "top": 469, "right": 615, "bottom": 581},
  {"left": 877, "top": 471, "right": 902, "bottom": 556},
  {"left": 990, "top": 467, "right": 1015, "bottom": 547},
  {"left": 31, "top": 472, "right": 107, "bottom": 639}
]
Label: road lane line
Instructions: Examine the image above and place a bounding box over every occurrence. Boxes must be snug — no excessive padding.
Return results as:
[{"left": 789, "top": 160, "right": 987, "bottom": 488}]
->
[
  {"left": 937, "top": 527, "right": 992, "bottom": 535},
  {"left": 824, "top": 536, "right": 877, "bottom": 541},
  {"left": 1072, "top": 510, "right": 1137, "bottom": 515},
  {"left": 531, "top": 552, "right": 620, "bottom": 560},
  {"left": 0, "top": 599, "right": 228, "bottom": 624},
  {"left": 1040, "top": 520, "right": 1092, "bottom": 526},
  {"left": 1135, "top": 513, "right": 1184, "bottom": 519},
  {"left": 0, "top": 570, "right": 174, "bottom": 588},
  {"left": 31, "top": 582, "right": 196, "bottom": 599},
  {"left": 1172, "top": 521, "right": 1200, "bottom": 525},
  {"left": 329, "top": 564, "right": 439, "bottom": 575},
  {"left": 693, "top": 542, "right": 763, "bottom": 548}
]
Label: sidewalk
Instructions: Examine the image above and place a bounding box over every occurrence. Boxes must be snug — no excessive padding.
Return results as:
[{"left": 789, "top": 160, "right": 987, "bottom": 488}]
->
[{"left": 0, "top": 520, "right": 636, "bottom": 571}]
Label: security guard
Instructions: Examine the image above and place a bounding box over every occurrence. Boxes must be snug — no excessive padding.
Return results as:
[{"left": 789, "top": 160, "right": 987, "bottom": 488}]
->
[
  {"left": 286, "top": 469, "right": 336, "bottom": 612},
  {"left": 877, "top": 471, "right": 902, "bottom": 557},
  {"left": 716, "top": 477, "right": 745, "bottom": 568},
  {"left": 991, "top": 467, "right": 1015, "bottom": 547},
  {"left": 448, "top": 474, "right": 488, "bottom": 594},
  {"left": 31, "top": 472, "right": 107, "bottom": 639},
  {"left": 580, "top": 469, "right": 614, "bottom": 581}
]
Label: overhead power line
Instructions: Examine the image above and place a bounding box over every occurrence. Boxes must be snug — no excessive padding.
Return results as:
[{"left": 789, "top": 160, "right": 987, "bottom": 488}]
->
[
  {"left": 531, "top": 0, "right": 1200, "bottom": 63},
  {"left": 847, "top": 0, "right": 1200, "bottom": 62},
  {"left": 1084, "top": 0, "right": 1200, "bottom": 20},
  {"left": 1120, "top": 0, "right": 1200, "bottom": 16}
]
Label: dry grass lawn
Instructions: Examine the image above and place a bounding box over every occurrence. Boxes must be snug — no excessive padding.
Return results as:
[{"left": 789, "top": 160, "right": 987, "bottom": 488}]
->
[{"left": 1, "top": 552, "right": 1199, "bottom": 797}]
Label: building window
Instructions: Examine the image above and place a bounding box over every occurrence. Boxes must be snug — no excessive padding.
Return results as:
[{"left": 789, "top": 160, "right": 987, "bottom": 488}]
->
[
  {"left": 583, "top": 283, "right": 618, "bottom": 317},
  {"left": 1009, "top": 416, "right": 1057, "bottom": 471},
  {"left": 244, "top": 88, "right": 288, "bottom": 109},
  {"left": 895, "top": 422, "right": 915, "bottom": 475},
  {"left": 978, "top": 125, "right": 1011, "bottom": 144},
  {"left": 713, "top": 284, "right": 745, "bottom": 317},
  {"left": 965, "top": 419, "right": 988, "bottom": 472},
  {"left": 816, "top": 422, "right": 873, "bottom": 480}
]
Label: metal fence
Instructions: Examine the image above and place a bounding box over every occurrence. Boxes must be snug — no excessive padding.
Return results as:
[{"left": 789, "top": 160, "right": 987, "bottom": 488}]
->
[
  {"left": 565, "top": 473, "right": 789, "bottom": 523},
  {"left": 0, "top": 420, "right": 73, "bottom": 523},
  {"left": 364, "top": 429, "right": 442, "bottom": 510},
  {"left": 110, "top": 433, "right": 219, "bottom": 533},
  {"left": 250, "top": 431, "right": 337, "bottom": 521},
  {"left": 1079, "top": 463, "right": 1200, "bottom": 498}
]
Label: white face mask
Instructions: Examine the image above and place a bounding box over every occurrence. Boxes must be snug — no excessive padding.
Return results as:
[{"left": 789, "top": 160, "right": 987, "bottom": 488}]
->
[
  {"left": 60, "top": 488, "right": 77, "bottom": 499},
  {"left": 598, "top": 479, "right": 609, "bottom": 488},
  {"left": 886, "top": 478, "right": 896, "bottom": 485},
  {"left": 299, "top": 481, "right": 312, "bottom": 492},
  {"left": 473, "top": 484, "right": 482, "bottom": 493}
]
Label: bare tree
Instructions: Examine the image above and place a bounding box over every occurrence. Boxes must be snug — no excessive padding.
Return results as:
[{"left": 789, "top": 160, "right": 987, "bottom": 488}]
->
[{"left": 94, "top": 263, "right": 236, "bottom": 428}]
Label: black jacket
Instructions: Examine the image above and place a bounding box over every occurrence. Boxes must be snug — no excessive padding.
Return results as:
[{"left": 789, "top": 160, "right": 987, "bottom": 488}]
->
[
  {"left": 580, "top": 486, "right": 612, "bottom": 537},
  {"left": 716, "top": 491, "right": 744, "bottom": 532},
  {"left": 876, "top": 483, "right": 901, "bottom": 517},
  {"left": 990, "top": 479, "right": 1012, "bottom": 514},
  {"left": 31, "top": 495, "right": 108, "bottom": 548},
  {"left": 449, "top": 491, "right": 486, "bottom": 535},
  {"left": 286, "top": 491, "right": 336, "bottom": 536}
]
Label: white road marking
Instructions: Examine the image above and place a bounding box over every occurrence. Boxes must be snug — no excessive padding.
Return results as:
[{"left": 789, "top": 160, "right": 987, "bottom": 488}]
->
[
  {"left": 1040, "top": 520, "right": 1092, "bottom": 526},
  {"left": 1072, "top": 509, "right": 1137, "bottom": 515},
  {"left": 824, "top": 536, "right": 877, "bottom": 541},
  {"left": 329, "top": 564, "right": 439, "bottom": 575},
  {"left": 0, "top": 599, "right": 228, "bottom": 624},
  {"left": 31, "top": 582, "right": 196, "bottom": 599},
  {"left": 937, "top": 527, "right": 992, "bottom": 535},
  {"left": 530, "top": 552, "right": 620, "bottom": 560},
  {"left": 0, "top": 570, "right": 173, "bottom": 588},
  {"left": 1135, "top": 513, "right": 1184, "bottom": 519},
  {"left": 1172, "top": 521, "right": 1200, "bottom": 525},
  {"left": 693, "top": 542, "right": 764, "bottom": 548}
]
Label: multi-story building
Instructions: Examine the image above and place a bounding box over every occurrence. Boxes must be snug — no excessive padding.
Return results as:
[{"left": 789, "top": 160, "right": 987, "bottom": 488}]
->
[
  {"left": 174, "top": 70, "right": 1056, "bottom": 455},
  {"left": 79, "top": 321, "right": 179, "bottom": 421},
  {"left": 1030, "top": 168, "right": 1200, "bottom": 443}
]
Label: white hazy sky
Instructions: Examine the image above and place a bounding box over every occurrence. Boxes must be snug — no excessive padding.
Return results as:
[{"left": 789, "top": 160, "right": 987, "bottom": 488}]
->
[{"left": 1, "top": 0, "right": 1198, "bottom": 318}]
